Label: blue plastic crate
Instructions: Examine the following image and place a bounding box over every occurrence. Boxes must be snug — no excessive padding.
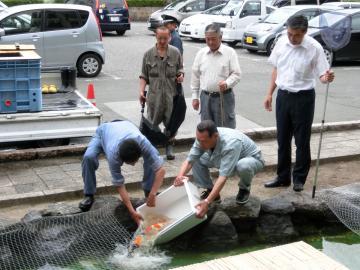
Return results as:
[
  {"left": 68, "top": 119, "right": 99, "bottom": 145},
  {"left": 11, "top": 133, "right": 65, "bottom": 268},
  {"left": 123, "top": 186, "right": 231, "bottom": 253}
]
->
[{"left": 0, "top": 59, "right": 41, "bottom": 113}]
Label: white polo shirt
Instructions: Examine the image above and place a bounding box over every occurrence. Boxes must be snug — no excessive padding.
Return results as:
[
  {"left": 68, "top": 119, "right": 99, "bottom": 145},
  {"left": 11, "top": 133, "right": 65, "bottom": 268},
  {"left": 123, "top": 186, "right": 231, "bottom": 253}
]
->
[
  {"left": 269, "top": 35, "right": 329, "bottom": 92},
  {"left": 191, "top": 43, "right": 242, "bottom": 100}
]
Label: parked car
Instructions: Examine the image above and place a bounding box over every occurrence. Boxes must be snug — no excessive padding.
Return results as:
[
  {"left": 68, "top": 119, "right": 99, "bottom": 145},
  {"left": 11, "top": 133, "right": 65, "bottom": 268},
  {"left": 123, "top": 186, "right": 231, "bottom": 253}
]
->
[
  {"left": 65, "top": 0, "right": 130, "bottom": 35},
  {"left": 242, "top": 5, "right": 332, "bottom": 55},
  {"left": 0, "top": 4, "right": 105, "bottom": 77},
  {"left": 210, "top": 0, "right": 276, "bottom": 46},
  {"left": 179, "top": 3, "right": 226, "bottom": 39},
  {"left": 147, "top": 0, "right": 228, "bottom": 32},
  {"left": 0, "top": 1, "right": 7, "bottom": 12},
  {"left": 307, "top": 9, "right": 360, "bottom": 63},
  {"left": 321, "top": 1, "right": 360, "bottom": 9},
  {"left": 271, "top": 0, "right": 337, "bottom": 8}
]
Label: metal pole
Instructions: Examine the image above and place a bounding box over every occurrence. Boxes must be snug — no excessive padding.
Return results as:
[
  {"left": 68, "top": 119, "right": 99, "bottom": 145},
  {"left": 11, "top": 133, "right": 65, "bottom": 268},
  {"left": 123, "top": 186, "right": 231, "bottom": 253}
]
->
[{"left": 312, "top": 81, "right": 330, "bottom": 198}]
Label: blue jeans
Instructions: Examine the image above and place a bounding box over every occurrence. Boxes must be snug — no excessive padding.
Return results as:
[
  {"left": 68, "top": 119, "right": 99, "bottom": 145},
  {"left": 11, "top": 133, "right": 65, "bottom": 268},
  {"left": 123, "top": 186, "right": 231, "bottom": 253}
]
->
[
  {"left": 191, "top": 152, "right": 264, "bottom": 192},
  {"left": 82, "top": 126, "right": 155, "bottom": 195}
]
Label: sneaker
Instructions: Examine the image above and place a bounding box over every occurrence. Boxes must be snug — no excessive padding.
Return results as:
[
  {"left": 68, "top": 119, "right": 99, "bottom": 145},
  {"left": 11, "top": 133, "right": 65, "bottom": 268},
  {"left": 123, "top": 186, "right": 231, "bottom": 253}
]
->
[
  {"left": 293, "top": 183, "right": 304, "bottom": 192},
  {"left": 79, "top": 195, "right": 94, "bottom": 212},
  {"left": 236, "top": 189, "right": 250, "bottom": 205},
  {"left": 200, "top": 189, "right": 221, "bottom": 202},
  {"left": 166, "top": 144, "right": 175, "bottom": 160}
]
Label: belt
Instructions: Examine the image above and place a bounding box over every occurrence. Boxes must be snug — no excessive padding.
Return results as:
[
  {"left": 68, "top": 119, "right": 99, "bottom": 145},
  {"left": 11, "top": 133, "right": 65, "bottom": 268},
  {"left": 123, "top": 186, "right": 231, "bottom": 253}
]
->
[
  {"left": 203, "top": 88, "right": 232, "bottom": 97},
  {"left": 279, "top": 89, "right": 314, "bottom": 95}
]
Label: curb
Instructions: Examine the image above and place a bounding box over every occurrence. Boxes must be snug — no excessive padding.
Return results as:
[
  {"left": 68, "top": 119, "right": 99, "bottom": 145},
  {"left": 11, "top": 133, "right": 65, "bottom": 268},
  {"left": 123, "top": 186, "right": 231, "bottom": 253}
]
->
[
  {"left": 0, "top": 153, "right": 359, "bottom": 208},
  {"left": 1, "top": 120, "right": 360, "bottom": 162}
]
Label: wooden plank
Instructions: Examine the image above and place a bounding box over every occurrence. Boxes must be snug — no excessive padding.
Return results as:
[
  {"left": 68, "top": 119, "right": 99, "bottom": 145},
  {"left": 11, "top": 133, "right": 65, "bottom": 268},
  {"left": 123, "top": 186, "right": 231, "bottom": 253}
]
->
[{"left": 171, "top": 241, "right": 350, "bottom": 270}]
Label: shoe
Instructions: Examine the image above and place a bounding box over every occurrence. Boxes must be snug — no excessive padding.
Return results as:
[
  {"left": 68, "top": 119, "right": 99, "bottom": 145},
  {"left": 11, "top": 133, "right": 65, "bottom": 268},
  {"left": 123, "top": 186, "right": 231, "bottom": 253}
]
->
[
  {"left": 293, "top": 183, "right": 304, "bottom": 192},
  {"left": 166, "top": 144, "right": 175, "bottom": 160},
  {"left": 79, "top": 195, "right": 94, "bottom": 212},
  {"left": 236, "top": 189, "right": 250, "bottom": 205},
  {"left": 200, "top": 189, "right": 221, "bottom": 202},
  {"left": 264, "top": 177, "right": 291, "bottom": 188}
]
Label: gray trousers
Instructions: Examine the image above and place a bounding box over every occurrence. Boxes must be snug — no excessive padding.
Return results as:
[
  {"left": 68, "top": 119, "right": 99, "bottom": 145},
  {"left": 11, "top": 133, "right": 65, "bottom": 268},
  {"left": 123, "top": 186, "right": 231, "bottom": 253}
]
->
[
  {"left": 200, "top": 90, "right": 236, "bottom": 128},
  {"left": 192, "top": 152, "right": 264, "bottom": 191}
]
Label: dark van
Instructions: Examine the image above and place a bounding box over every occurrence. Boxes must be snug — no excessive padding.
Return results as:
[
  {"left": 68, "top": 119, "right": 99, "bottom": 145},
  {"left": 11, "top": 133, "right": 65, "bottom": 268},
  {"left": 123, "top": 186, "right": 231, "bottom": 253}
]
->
[{"left": 66, "top": 0, "right": 130, "bottom": 35}]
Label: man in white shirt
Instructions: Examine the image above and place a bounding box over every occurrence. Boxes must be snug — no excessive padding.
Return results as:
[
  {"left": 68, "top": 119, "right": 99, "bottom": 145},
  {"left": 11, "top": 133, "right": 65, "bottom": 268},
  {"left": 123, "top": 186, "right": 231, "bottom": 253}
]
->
[
  {"left": 191, "top": 23, "right": 241, "bottom": 128},
  {"left": 263, "top": 15, "right": 334, "bottom": 192},
  {"left": 264, "top": 16, "right": 334, "bottom": 192}
]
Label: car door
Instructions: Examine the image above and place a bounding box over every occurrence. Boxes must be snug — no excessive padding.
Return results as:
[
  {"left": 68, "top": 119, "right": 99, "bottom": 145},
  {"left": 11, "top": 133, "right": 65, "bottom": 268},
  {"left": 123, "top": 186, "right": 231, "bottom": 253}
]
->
[
  {"left": 42, "top": 9, "right": 86, "bottom": 69},
  {"left": 0, "top": 10, "right": 44, "bottom": 58},
  {"left": 336, "top": 14, "right": 360, "bottom": 60},
  {"left": 234, "top": 1, "right": 262, "bottom": 39}
]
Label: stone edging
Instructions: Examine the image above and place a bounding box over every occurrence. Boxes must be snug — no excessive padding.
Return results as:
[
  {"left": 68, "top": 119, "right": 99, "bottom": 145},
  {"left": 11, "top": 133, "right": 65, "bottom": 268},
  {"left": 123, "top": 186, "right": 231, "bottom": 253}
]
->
[{"left": 1, "top": 120, "right": 359, "bottom": 162}]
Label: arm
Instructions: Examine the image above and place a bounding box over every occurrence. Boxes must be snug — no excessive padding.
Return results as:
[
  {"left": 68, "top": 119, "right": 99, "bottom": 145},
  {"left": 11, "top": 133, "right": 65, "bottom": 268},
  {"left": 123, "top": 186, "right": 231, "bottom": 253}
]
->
[
  {"left": 195, "top": 176, "right": 227, "bottom": 219},
  {"left": 191, "top": 52, "right": 201, "bottom": 110},
  {"left": 117, "top": 185, "right": 143, "bottom": 225},
  {"left": 139, "top": 78, "right": 147, "bottom": 105},
  {"left": 223, "top": 50, "right": 241, "bottom": 91},
  {"left": 264, "top": 67, "right": 277, "bottom": 112},
  {"left": 146, "top": 166, "right": 165, "bottom": 207},
  {"left": 139, "top": 53, "right": 149, "bottom": 105},
  {"left": 173, "top": 159, "right": 193, "bottom": 186}
]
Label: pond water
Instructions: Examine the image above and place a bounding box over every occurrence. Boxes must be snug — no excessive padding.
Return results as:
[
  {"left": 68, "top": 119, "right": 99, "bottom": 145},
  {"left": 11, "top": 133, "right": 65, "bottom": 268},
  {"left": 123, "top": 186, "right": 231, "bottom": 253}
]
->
[{"left": 36, "top": 230, "right": 360, "bottom": 270}]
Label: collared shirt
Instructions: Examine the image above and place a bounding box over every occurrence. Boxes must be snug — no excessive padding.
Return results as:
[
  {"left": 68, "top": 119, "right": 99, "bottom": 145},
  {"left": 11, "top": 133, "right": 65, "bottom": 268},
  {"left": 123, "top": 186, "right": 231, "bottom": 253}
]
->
[
  {"left": 191, "top": 43, "right": 241, "bottom": 100},
  {"left": 269, "top": 35, "right": 329, "bottom": 92},
  {"left": 187, "top": 128, "right": 260, "bottom": 177},
  {"left": 100, "top": 121, "right": 164, "bottom": 186}
]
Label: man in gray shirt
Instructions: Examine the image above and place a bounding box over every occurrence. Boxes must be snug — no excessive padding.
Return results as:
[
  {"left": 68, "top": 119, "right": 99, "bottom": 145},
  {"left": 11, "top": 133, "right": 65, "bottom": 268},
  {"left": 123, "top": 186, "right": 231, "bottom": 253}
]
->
[{"left": 174, "top": 120, "right": 264, "bottom": 218}]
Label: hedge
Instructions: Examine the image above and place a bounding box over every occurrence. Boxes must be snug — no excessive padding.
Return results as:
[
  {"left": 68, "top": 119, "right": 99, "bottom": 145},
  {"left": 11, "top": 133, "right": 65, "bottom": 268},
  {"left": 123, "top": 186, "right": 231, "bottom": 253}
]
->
[{"left": 3, "top": 0, "right": 166, "bottom": 7}]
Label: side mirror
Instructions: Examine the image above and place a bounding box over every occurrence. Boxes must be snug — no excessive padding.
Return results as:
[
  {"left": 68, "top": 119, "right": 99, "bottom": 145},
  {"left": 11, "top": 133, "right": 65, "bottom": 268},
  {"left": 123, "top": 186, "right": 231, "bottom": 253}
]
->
[
  {"left": 0, "top": 28, "right": 5, "bottom": 37},
  {"left": 185, "top": 6, "right": 192, "bottom": 12},
  {"left": 229, "top": 10, "right": 234, "bottom": 16}
]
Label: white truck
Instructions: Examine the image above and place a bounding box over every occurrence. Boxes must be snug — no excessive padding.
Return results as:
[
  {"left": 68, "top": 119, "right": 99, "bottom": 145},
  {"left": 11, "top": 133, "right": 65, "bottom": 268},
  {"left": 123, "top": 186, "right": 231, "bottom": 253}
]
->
[
  {"left": 0, "top": 45, "right": 101, "bottom": 146},
  {"left": 211, "top": 0, "right": 275, "bottom": 46}
]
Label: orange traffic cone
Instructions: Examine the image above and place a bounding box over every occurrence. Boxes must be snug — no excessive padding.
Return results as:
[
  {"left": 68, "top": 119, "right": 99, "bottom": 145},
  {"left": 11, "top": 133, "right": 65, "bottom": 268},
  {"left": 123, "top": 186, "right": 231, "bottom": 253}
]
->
[{"left": 87, "top": 83, "right": 96, "bottom": 106}]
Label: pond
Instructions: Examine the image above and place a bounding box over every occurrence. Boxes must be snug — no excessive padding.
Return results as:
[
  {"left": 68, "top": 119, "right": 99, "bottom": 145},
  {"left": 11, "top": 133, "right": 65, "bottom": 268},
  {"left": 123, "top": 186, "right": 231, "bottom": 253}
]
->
[{"left": 167, "top": 230, "right": 360, "bottom": 269}]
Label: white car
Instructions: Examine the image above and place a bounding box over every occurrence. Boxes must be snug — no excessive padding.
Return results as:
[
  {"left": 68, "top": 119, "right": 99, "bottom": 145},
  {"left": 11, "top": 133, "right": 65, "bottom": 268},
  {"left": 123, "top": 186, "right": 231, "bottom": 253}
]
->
[{"left": 179, "top": 3, "right": 226, "bottom": 40}]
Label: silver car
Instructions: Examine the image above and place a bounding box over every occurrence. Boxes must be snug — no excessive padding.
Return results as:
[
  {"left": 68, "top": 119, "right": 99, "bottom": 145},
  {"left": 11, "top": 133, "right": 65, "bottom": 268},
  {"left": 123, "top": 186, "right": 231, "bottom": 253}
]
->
[
  {"left": 0, "top": 4, "right": 105, "bottom": 77},
  {"left": 242, "top": 5, "right": 326, "bottom": 55}
]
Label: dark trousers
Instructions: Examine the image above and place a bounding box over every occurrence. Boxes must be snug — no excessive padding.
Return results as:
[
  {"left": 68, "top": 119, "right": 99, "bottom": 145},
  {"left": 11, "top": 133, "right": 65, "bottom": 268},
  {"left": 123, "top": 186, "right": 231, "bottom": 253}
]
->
[{"left": 276, "top": 89, "right": 315, "bottom": 184}]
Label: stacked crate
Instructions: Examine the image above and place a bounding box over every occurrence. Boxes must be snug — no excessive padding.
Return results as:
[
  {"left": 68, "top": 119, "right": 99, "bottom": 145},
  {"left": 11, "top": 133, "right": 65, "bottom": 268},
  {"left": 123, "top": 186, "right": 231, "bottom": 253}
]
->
[{"left": 0, "top": 45, "right": 41, "bottom": 113}]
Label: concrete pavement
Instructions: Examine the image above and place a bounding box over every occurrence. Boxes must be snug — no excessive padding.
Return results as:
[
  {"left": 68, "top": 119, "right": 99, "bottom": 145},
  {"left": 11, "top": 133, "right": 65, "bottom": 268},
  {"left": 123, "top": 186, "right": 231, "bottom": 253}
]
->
[{"left": 0, "top": 123, "right": 360, "bottom": 207}]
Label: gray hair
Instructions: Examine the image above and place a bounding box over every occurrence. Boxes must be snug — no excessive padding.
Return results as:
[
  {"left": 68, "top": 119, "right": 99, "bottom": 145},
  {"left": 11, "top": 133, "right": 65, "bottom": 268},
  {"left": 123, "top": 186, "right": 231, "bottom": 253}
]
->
[
  {"left": 205, "top": 23, "right": 222, "bottom": 36},
  {"left": 287, "top": 15, "right": 308, "bottom": 32}
]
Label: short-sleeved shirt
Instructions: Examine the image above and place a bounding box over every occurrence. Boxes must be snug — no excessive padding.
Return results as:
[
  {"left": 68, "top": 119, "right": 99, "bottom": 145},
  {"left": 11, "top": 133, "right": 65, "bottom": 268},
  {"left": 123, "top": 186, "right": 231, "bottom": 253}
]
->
[
  {"left": 269, "top": 35, "right": 329, "bottom": 92},
  {"left": 187, "top": 128, "right": 260, "bottom": 177},
  {"left": 100, "top": 121, "right": 163, "bottom": 186}
]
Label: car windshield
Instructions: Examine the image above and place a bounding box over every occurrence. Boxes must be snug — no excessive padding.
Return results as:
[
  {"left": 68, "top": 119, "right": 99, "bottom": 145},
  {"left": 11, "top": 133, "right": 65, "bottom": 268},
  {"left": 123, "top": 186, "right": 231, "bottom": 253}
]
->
[
  {"left": 220, "top": 0, "right": 244, "bottom": 16},
  {"left": 263, "top": 8, "right": 296, "bottom": 24},
  {"left": 165, "top": 0, "right": 188, "bottom": 10},
  {"left": 203, "top": 3, "right": 225, "bottom": 14},
  {"left": 308, "top": 12, "right": 349, "bottom": 29}
]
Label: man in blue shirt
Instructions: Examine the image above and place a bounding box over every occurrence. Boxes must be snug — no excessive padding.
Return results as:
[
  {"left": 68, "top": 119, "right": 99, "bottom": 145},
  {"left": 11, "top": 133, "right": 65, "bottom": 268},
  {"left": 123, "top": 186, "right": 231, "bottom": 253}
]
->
[
  {"left": 162, "top": 15, "right": 183, "bottom": 55},
  {"left": 79, "top": 121, "right": 165, "bottom": 225},
  {"left": 174, "top": 120, "right": 264, "bottom": 218}
]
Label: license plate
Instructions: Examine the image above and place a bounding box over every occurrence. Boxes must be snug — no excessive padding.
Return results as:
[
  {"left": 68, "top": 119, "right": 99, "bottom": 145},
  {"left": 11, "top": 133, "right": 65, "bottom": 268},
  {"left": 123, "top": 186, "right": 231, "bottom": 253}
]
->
[
  {"left": 110, "top": 17, "right": 120, "bottom": 22},
  {"left": 246, "top": 36, "right": 253, "bottom": 44}
]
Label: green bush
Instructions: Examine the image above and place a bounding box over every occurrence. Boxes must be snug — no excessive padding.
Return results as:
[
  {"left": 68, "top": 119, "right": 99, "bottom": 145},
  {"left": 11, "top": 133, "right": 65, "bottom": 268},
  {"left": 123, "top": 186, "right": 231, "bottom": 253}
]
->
[
  {"left": 3, "top": 0, "right": 166, "bottom": 7},
  {"left": 127, "top": 0, "right": 165, "bottom": 7}
]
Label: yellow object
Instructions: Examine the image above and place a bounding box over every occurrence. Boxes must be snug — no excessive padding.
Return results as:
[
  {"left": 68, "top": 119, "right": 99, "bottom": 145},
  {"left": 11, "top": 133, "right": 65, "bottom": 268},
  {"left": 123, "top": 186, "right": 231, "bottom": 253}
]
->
[
  {"left": 48, "top": 84, "right": 57, "bottom": 93},
  {"left": 246, "top": 36, "right": 253, "bottom": 44},
  {"left": 133, "top": 235, "right": 143, "bottom": 247},
  {"left": 42, "top": 84, "right": 49, "bottom": 94}
]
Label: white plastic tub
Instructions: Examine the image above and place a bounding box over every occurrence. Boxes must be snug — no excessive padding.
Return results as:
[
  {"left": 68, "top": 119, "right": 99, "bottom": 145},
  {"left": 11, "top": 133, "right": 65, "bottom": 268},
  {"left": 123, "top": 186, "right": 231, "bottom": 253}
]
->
[{"left": 136, "top": 180, "right": 207, "bottom": 245}]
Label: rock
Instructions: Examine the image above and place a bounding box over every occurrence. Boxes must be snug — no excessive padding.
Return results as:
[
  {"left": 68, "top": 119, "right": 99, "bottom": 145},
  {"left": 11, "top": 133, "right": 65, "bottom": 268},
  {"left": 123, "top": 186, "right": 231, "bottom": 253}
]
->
[
  {"left": 21, "top": 210, "right": 46, "bottom": 223},
  {"left": 261, "top": 197, "right": 295, "bottom": 215},
  {"left": 257, "top": 214, "right": 298, "bottom": 243},
  {"left": 193, "top": 210, "right": 238, "bottom": 250},
  {"left": 220, "top": 196, "right": 261, "bottom": 231}
]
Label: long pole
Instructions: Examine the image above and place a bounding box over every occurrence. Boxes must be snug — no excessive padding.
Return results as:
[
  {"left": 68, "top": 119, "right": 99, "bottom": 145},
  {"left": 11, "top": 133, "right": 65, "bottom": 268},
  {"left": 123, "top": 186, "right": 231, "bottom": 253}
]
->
[{"left": 312, "top": 81, "right": 330, "bottom": 198}]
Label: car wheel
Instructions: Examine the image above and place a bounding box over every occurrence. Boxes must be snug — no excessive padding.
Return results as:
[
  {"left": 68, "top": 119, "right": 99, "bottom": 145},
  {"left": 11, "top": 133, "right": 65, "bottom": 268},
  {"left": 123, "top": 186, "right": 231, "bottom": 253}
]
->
[
  {"left": 247, "top": 48, "right": 257, "bottom": 54},
  {"left": 116, "top": 30, "right": 126, "bottom": 36},
  {"left": 323, "top": 47, "right": 333, "bottom": 65},
  {"left": 266, "top": 39, "right": 275, "bottom": 56},
  {"left": 226, "top": 41, "right": 238, "bottom": 47},
  {"left": 77, "top": 53, "right": 102, "bottom": 78}
]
